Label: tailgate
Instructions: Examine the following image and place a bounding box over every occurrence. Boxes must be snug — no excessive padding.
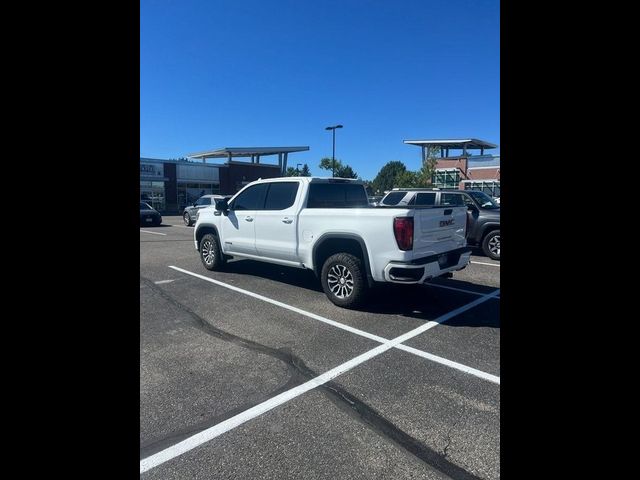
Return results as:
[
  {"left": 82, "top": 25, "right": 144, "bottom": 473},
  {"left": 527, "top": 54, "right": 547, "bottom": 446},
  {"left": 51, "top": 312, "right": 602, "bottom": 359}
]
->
[{"left": 411, "top": 206, "right": 467, "bottom": 257}]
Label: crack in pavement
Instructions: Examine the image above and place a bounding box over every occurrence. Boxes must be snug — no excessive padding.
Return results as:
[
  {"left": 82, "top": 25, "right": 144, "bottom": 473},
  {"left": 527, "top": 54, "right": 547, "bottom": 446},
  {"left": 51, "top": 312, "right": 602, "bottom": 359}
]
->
[{"left": 140, "top": 276, "right": 484, "bottom": 480}]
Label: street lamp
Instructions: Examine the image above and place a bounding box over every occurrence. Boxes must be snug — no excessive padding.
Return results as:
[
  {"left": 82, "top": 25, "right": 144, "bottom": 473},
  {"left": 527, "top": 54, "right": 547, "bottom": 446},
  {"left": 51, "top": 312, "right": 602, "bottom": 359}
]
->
[
  {"left": 296, "top": 163, "right": 302, "bottom": 175},
  {"left": 325, "top": 124, "right": 343, "bottom": 177}
]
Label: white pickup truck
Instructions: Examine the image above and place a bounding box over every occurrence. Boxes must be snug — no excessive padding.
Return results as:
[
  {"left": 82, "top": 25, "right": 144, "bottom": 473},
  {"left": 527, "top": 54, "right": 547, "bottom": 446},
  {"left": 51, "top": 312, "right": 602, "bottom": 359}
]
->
[{"left": 194, "top": 177, "right": 471, "bottom": 308}]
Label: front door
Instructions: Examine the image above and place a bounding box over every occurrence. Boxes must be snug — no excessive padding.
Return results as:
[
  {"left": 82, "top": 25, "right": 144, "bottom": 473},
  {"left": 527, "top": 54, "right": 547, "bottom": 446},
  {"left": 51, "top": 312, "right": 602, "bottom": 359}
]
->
[{"left": 221, "top": 184, "right": 268, "bottom": 255}]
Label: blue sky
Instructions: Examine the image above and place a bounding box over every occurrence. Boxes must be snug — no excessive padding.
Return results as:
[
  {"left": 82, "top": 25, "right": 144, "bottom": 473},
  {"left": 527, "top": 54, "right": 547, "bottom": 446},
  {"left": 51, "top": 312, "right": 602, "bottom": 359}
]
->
[{"left": 141, "top": 0, "right": 499, "bottom": 180}]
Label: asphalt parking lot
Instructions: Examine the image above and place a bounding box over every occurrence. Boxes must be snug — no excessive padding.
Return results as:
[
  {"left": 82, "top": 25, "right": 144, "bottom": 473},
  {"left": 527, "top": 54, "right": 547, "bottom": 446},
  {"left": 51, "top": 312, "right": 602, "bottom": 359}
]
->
[{"left": 140, "top": 216, "right": 500, "bottom": 479}]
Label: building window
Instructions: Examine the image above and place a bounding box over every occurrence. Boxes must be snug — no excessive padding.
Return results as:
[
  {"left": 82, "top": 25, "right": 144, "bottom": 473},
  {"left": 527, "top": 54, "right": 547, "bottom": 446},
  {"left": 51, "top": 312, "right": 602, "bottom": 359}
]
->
[
  {"left": 177, "top": 183, "right": 220, "bottom": 209},
  {"left": 432, "top": 169, "right": 461, "bottom": 189},
  {"left": 140, "top": 181, "right": 166, "bottom": 212},
  {"left": 463, "top": 181, "right": 500, "bottom": 197}
]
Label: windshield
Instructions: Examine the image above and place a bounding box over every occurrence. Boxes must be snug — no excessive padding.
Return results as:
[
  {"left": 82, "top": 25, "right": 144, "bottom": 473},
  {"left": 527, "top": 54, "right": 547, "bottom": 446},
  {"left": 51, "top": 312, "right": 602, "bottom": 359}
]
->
[
  {"left": 467, "top": 191, "right": 500, "bottom": 209},
  {"left": 140, "top": 202, "right": 152, "bottom": 210}
]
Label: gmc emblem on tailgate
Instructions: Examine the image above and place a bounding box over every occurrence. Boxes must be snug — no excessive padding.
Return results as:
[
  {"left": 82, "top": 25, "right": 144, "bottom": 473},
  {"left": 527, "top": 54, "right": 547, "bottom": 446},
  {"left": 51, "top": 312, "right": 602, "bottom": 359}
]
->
[{"left": 439, "top": 219, "right": 455, "bottom": 227}]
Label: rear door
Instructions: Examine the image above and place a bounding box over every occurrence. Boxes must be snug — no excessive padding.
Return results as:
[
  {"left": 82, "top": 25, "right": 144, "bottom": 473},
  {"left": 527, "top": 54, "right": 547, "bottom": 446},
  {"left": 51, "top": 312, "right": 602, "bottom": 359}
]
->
[
  {"left": 221, "top": 184, "right": 268, "bottom": 255},
  {"left": 254, "top": 181, "right": 301, "bottom": 261},
  {"left": 411, "top": 192, "right": 467, "bottom": 256}
]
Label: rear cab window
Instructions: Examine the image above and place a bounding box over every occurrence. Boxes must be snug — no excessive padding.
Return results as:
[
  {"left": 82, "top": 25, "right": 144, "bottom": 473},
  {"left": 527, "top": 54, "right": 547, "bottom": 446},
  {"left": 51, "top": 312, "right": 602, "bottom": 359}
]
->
[{"left": 306, "top": 182, "right": 369, "bottom": 208}]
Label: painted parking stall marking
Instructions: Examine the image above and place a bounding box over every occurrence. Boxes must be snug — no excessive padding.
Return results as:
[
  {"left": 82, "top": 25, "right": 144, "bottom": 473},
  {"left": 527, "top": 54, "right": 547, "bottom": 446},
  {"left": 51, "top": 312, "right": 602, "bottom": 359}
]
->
[
  {"left": 140, "top": 230, "right": 167, "bottom": 236},
  {"left": 140, "top": 287, "right": 499, "bottom": 474},
  {"left": 169, "top": 265, "right": 500, "bottom": 381}
]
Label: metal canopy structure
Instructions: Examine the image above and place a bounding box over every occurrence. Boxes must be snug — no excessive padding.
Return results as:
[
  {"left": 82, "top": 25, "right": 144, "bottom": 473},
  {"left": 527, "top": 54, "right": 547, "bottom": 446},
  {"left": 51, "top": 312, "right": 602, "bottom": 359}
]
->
[
  {"left": 187, "top": 146, "right": 310, "bottom": 174},
  {"left": 403, "top": 138, "right": 497, "bottom": 158}
]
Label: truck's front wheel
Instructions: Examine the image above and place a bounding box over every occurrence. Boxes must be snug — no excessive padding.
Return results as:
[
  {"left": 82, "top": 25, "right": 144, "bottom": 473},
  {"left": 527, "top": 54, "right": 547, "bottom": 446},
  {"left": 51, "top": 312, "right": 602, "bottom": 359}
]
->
[
  {"left": 321, "top": 253, "right": 367, "bottom": 308},
  {"left": 199, "top": 234, "right": 225, "bottom": 271}
]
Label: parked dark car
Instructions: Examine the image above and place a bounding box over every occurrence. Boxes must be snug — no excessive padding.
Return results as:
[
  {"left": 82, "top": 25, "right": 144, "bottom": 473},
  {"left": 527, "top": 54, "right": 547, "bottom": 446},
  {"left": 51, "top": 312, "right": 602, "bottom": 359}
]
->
[
  {"left": 379, "top": 188, "right": 500, "bottom": 260},
  {"left": 140, "top": 202, "right": 162, "bottom": 226},
  {"left": 182, "top": 195, "right": 231, "bottom": 226}
]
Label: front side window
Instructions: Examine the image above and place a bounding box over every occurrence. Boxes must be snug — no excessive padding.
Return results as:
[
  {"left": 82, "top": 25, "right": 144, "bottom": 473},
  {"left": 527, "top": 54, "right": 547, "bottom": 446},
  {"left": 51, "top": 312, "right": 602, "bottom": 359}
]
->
[
  {"left": 232, "top": 184, "right": 268, "bottom": 211},
  {"left": 264, "top": 182, "right": 299, "bottom": 210},
  {"left": 440, "top": 193, "right": 464, "bottom": 207}
]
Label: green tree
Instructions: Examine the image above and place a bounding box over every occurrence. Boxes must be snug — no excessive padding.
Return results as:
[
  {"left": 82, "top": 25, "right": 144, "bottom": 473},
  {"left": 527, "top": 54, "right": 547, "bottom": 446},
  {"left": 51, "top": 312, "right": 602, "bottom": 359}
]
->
[
  {"left": 395, "top": 170, "right": 419, "bottom": 188},
  {"left": 300, "top": 163, "right": 311, "bottom": 176},
  {"left": 318, "top": 157, "right": 358, "bottom": 178},
  {"left": 285, "top": 167, "right": 300, "bottom": 176},
  {"left": 415, "top": 146, "right": 440, "bottom": 187},
  {"left": 371, "top": 160, "right": 408, "bottom": 194}
]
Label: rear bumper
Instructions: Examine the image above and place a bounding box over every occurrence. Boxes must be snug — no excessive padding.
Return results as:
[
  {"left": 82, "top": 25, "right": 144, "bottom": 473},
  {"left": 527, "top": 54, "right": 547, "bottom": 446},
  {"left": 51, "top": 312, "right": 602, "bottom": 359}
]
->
[{"left": 382, "top": 247, "right": 472, "bottom": 284}]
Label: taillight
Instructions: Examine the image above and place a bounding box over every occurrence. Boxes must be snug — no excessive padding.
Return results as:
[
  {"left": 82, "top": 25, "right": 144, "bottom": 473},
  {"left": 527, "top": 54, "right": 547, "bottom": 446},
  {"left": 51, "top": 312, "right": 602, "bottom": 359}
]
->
[{"left": 393, "top": 217, "right": 414, "bottom": 251}]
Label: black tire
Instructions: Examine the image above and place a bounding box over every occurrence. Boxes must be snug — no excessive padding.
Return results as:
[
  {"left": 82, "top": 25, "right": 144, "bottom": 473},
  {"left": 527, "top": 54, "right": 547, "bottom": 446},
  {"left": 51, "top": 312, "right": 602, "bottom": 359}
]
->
[
  {"left": 482, "top": 230, "right": 500, "bottom": 260},
  {"left": 320, "top": 253, "right": 367, "bottom": 308},
  {"left": 183, "top": 212, "right": 193, "bottom": 226},
  {"left": 199, "top": 233, "right": 225, "bottom": 271}
]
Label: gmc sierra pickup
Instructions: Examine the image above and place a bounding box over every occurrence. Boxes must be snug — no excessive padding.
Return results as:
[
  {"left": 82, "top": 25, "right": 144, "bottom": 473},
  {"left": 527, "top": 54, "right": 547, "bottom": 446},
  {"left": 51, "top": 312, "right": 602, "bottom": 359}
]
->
[{"left": 194, "top": 177, "right": 471, "bottom": 308}]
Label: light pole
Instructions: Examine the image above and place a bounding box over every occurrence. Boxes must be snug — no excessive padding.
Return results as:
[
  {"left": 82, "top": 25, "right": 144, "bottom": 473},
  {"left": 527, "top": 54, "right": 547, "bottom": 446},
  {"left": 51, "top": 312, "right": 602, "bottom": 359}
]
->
[
  {"left": 325, "top": 124, "right": 343, "bottom": 177},
  {"left": 296, "top": 163, "right": 302, "bottom": 175}
]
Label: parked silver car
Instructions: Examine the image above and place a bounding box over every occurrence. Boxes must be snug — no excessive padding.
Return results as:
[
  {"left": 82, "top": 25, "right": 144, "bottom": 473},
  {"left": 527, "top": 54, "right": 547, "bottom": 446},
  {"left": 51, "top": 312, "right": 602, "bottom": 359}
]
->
[{"left": 182, "top": 195, "right": 230, "bottom": 226}]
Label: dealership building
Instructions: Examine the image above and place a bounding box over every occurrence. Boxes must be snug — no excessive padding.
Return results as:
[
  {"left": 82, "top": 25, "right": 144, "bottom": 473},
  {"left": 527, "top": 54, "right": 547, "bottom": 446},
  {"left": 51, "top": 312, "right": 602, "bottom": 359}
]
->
[
  {"left": 404, "top": 138, "right": 500, "bottom": 197},
  {"left": 140, "top": 146, "right": 309, "bottom": 213}
]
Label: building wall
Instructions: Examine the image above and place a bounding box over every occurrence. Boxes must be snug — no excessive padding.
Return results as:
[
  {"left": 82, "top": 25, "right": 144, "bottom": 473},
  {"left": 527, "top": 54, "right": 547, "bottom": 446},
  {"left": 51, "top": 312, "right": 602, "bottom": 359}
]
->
[
  {"left": 467, "top": 167, "right": 500, "bottom": 181},
  {"left": 164, "top": 163, "right": 177, "bottom": 213},
  {"left": 219, "top": 163, "right": 282, "bottom": 195}
]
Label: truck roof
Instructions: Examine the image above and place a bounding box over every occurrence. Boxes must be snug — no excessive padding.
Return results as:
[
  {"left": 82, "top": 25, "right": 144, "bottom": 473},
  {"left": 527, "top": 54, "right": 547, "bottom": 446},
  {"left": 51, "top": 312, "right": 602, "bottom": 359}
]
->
[{"left": 251, "top": 176, "right": 363, "bottom": 184}]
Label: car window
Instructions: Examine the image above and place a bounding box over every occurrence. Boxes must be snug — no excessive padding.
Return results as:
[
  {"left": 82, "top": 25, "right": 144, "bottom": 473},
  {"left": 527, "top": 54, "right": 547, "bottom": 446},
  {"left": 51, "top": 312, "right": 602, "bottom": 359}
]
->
[
  {"left": 195, "top": 197, "right": 209, "bottom": 206},
  {"left": 381, "top": 191, "right": 407, "bottom": 206},
  {"left": 264, "top": 182, "right": 299, "bottom": 210},
  {"left": 414, "top": 193, "right": 436, "bottom": 206},
  {"left": 467, "top": 190, "right": 500, "bottom": 209},
  {"left": 440, "top": 193, "right": 464, "bottom": 207},
  {"left": 231, "top": 184, "right": 268, "bottom": 211},
  {"left": 140, "top": 203, "right": 153, "bottom": 210},
  {"left": 306, "top": 183, "right": 369, "bottom": 208}
]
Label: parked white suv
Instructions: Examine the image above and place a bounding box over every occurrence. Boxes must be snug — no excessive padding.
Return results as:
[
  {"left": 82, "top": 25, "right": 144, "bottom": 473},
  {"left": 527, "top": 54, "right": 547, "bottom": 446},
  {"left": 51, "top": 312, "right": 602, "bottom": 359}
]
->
[{"left": 194, "top": 177, "right": 471, "bottom": 308}]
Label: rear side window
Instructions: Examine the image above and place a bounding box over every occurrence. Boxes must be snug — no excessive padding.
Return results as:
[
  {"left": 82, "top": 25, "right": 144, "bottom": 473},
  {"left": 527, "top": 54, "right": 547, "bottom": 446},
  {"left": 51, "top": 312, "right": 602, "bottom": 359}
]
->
[
  {"left": 307, "top": 183, "right": 369, "bottom": 208},
  {"left": 264, "top": 182, "right": 299, "bottom": 210},
  {"left": 440, "top": 193, "right": 464, "bottom": 206},
  {"left": 232, "top": 184, "right": 268, "bottom": 211},
  {"left": 413, "top": 193, "right": 436, "bottom": 206},
  {"left": 381, "top": 191, "right": 407, "bottom": 206}
]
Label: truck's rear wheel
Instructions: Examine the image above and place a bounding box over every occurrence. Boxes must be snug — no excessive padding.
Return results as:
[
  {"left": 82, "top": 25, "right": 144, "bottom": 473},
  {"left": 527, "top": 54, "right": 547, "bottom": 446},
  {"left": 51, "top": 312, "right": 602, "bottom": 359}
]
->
[
  {"left": 321, "top": 253, "right": 367, "bottom": 308},
  {"left": 199, "top": 233, "right": 225, "bottom": 271}
]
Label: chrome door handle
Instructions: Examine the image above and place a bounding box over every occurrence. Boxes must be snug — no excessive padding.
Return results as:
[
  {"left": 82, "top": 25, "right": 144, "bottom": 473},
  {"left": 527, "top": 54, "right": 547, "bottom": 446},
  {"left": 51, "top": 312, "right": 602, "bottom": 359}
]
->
[
  {"left": 245, "top": 216, "right": 254, "bottom": 222},
  {"left": 282, "top": 218, "right": 293, "bottom": 224}
]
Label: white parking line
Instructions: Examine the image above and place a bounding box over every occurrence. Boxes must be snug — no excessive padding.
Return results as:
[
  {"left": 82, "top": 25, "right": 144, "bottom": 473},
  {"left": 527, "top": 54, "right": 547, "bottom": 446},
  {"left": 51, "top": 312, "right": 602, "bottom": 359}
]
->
[
  {"left": 140, "top": 230, "right": 167, "bottom": 236},
  {"left": 470, "top": 260, "right": 500, "bottom": 267},
  {"left": 168, "top": 224, "right": 192, "bottom": 229},
  {"left": 154, "top": 279, "right": 176, "bottom": 285},
  {"left": 168, "top": 265, "right": 499, "bottom": 380},
  {"left": 425, "top": 282, "right": 500, "bottom": 299},
  {"left": 140, "top": 287, "right": 498, "bottom": 474}
]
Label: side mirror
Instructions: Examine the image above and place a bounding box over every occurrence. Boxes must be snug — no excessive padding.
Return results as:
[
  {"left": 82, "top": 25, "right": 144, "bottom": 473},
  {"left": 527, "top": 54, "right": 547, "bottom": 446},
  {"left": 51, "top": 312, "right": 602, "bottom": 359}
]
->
[{"left": 217, "top": 199, "right": 229, "bottom": 212}]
